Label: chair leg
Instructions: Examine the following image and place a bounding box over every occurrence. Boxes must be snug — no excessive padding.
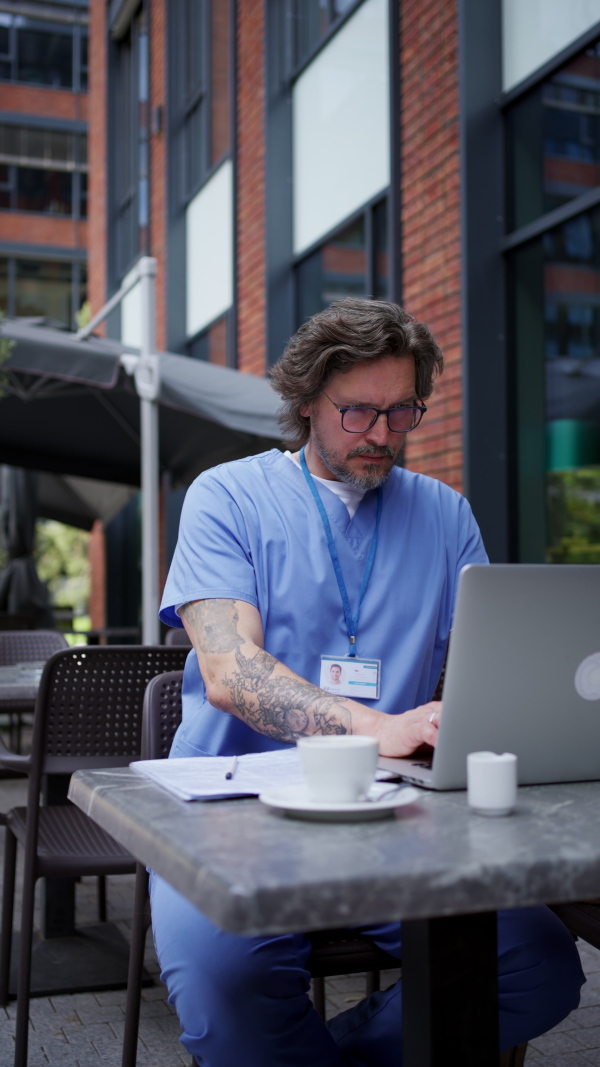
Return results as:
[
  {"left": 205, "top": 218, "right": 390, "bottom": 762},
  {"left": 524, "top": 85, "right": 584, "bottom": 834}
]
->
[
  {"left": 122, "top": 865, "right": 151, "bottom": 1067},
  {"left": 365, "top": 969, "right": 380, "bottom": 996},
  {"left": 0, "top": 828, "right": 17, "bottom": 1006},
  {"left": 499, "top": 1043, "right": 528, "bottom": 1067},
  {"left": 312, "top": 976, "right": 326, "bottom": 1020},
  {"left": 14, "top": 859, "right": 37, "bottom": 1067},
  {"left": 97, "top": 875, "right": 107, "bottom": 922}
]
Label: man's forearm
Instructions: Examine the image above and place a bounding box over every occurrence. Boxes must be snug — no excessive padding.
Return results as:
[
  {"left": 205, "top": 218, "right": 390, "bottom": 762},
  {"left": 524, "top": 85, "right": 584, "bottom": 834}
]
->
[{"left": 179, "top": 599, "right": 378, "bottom": 743}]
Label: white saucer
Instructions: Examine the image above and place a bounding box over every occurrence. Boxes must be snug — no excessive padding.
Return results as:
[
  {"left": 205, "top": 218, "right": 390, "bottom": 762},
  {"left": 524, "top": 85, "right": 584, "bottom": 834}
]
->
[{"left": 259, "top": 782, "right": 421, "bottom": 822}]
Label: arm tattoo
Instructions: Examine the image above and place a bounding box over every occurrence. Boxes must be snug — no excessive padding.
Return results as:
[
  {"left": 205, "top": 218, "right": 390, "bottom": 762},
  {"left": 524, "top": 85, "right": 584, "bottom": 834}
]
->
[
  {"left": 223, "top": 646, "right": 352, "bottom": 743},
  {"left": 180, "top": 599, "right": 244, "bottom": 655}
]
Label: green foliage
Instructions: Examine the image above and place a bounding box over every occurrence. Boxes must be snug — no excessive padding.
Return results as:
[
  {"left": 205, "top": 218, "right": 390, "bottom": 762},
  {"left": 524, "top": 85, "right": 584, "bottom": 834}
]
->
[
  {"left": 0, "top": 310, "right": 15, "bottom": 397},
  {"left": 547, "top": 468, "right": 600, "bottom": 564},
  {"left": 34, "top": 520, "right": 90, "bottom": 613}
]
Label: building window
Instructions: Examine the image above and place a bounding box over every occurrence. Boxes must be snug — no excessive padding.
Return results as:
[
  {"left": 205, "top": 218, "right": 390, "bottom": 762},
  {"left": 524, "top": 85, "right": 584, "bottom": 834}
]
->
[
  {"left": 0, "top": 257, "right": 87, "bottom": 327},
  {"left": 296, "top": 196, "right": 388, "bottom": 325},
  {"left": 507, "top": 44, "right": 600, "bottom": 565},
  {"left": 170, "top": 0, "right": 231, "bottom": 205},
  {"left": 0, "top": 12, "right": 88, "bottom": 92},
  {"left": 0, "top": 125, "right": 88, "bottom": 218},
  {"left": 290, "top": 0, "right": 359, "bottom": 71},
  {"left": 112, "top": 6, "right": 149, "bottom": 279},
  {"left": 187, "top": 313, "right": 229, "bottom": 365}
]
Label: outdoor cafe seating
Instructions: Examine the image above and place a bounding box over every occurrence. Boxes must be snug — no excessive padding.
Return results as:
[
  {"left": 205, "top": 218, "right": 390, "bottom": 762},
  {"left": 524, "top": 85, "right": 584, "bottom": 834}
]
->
[
  {"left": 0, "top": 644, "right": 188, "bottom": 1067},
  {"left": 0, "top": 630, "right": 67, "bottom": 753}
]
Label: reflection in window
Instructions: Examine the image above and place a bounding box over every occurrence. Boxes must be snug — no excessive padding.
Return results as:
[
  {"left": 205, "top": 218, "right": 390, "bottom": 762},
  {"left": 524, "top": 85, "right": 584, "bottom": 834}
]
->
[
  {"left": 15, "top": 260, "right": 73, "bottom": 323},
  {"left": 296, "top": 198, "right": 389, "bottom": 324},
  {"left": 0, "top": 257, "right": 85, "bottom": 327},
  {"left": 16, "top": 167, "right": 71, "bottom": 214},
  {"left": 18, "top": 27, "right": 72, "bottom": 88},
  {"left": 512, "top": 208, "right": 600, "bottom": 562},
  {"left": 293, "top": 0, "right": 358, "bottom": 69},
  {"left": 0, "top": 13, "right": 87, "bottom": 91},
  {"left": 507, "top": 43, "right": 600, "bottom": 230}
]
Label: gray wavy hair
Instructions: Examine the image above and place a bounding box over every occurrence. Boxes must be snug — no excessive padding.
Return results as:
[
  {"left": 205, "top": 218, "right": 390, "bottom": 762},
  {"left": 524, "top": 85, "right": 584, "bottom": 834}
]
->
[{"left": 270, "top": 298, "right": 444, "bottom": 447}]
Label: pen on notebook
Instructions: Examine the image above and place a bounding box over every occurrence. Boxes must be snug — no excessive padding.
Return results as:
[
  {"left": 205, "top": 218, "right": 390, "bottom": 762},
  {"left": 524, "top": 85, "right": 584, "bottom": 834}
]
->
[{"left": 225, "top": 756, "right": 238, "bottom": 780}]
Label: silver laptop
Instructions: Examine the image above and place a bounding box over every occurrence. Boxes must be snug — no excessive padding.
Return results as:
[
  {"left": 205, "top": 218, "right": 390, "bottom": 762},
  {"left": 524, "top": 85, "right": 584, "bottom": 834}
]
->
[{"left": 378, "top": 564, "right": 600, "bottom": 790}]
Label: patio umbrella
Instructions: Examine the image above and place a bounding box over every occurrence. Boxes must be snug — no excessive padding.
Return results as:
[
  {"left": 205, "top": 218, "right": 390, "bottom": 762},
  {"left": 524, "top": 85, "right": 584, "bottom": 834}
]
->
[
  {"left": 0, "top": 304, "right": 282, "bottom": 640},
  {"left": 0, "top": 465, "right": 54, "bottom": 627}
]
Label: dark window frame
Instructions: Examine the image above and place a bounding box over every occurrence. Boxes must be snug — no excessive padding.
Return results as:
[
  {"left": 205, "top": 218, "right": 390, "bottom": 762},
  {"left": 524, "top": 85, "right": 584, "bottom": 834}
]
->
[{"left": 283, "top": 0, "right": 365, "bottom": 83}]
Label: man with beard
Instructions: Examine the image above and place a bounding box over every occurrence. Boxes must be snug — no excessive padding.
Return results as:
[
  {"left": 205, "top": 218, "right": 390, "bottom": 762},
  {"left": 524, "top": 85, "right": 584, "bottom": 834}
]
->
[{"left": 153, "top": 299, "right": 584, "bottom": 1067}]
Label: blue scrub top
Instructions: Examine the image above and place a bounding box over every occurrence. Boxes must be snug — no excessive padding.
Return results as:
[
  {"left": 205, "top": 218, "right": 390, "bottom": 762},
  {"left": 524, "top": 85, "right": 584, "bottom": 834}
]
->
[{"left": 160, "top": 449, "right": 488, "bottom": 758}]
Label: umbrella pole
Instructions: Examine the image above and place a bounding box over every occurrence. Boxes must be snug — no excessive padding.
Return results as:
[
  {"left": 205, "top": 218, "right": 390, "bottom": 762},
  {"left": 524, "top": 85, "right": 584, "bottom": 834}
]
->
[{"left": 138, "top": 257, "right": 160, "bottom": 645}]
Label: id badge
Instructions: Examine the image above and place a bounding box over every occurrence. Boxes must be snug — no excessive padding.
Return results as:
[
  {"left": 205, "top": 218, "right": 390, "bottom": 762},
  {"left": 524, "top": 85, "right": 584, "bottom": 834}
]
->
[{"left": 320, "top": 654, "right": 381, "bottom": 700}]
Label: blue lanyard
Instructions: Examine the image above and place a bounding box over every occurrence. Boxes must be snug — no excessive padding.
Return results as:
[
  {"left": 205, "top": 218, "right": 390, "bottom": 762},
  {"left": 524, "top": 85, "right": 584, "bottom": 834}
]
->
[{"left": 299, "top": 446, "right": 382, "bottom": 657}]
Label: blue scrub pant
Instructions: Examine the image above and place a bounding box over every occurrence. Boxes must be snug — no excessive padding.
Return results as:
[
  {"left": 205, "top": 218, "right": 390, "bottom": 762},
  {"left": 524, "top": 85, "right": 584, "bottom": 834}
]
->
[{"left": 150, "top": 873, "right": 585, "bottom": 1066}]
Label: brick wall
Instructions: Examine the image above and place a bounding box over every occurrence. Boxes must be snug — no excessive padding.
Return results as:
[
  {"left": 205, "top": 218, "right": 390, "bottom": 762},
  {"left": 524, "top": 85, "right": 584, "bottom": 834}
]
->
[
  {"left": 88, "top": 0, "right": 107, "bottom": 329},
  {"left": 88, "top": 520, "right": 106, "bottom": 631},
  {"left": 399, "top": 0, "right": 463, "bottom": 492},
  {"left": 0, "top": 84, "right": 88, "bottom": 122},
  {"left": 236, "top": 0, "right": 266, "bottom": 375},
  {"left": 0, "top": 214, "right": 86, "bottom": 248}
]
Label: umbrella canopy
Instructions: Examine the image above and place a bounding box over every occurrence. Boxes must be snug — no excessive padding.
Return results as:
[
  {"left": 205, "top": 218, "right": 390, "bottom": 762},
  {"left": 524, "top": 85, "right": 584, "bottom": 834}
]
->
[
  {"left": 0, "top": 465, "right": 54, "bottom": 627},
  {"left": 0, "top": 318, "right": 282, "bottom": 487}
]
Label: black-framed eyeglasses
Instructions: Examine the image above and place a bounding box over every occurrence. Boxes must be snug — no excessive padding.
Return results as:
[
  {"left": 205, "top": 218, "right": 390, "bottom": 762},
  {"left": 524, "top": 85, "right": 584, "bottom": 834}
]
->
[{"left": 323, "top": 392, "right": 427, "bottom": 433}]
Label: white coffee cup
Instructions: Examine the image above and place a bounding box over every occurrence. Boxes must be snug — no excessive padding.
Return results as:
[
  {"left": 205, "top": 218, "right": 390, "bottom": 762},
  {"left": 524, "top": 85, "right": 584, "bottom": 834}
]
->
[
  {"left": 297, "top": 736, "right": 379, "bottom": 803},
  {"left": 467, "top": 751, "right": 518, "bottom": 816}
]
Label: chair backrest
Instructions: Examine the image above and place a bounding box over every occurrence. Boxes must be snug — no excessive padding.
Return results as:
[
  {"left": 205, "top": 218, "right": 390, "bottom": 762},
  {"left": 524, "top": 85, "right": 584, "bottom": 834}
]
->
[
  {"left": 0, "top": 630, "right": 68, "bottom": 666},
  {"left": 141, "top": 671, "right": 184, "bottom": 760},
  {"left": 164, "top": 627, "right": 192, "bottom": 647},
  {"left": 28, "top": 646, "right": 188, "bottom": 789}
]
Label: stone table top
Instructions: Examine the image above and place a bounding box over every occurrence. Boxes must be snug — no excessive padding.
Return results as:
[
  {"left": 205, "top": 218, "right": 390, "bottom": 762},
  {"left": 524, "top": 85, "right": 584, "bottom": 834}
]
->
[
  {"left": 0, "top": 662, "right": 43, "bottom": 702},
  {"left": 69, "top": 767, "right": 600, "bottom": 936}
]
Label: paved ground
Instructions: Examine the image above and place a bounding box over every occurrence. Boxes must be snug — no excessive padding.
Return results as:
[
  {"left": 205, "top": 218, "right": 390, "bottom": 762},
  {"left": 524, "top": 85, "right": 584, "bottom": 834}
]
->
[{"left": 1, "top": 775, "right": 600, "bottom": 1066}]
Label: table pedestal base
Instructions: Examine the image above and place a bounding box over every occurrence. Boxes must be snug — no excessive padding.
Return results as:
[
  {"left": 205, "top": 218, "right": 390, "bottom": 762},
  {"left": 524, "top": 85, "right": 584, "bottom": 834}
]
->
[
  {"left": 7, "top": 923, "right": 153, "bottom": 999},
  {"left": 403, "top": 911, "right": 499, "bottom": 1067}
]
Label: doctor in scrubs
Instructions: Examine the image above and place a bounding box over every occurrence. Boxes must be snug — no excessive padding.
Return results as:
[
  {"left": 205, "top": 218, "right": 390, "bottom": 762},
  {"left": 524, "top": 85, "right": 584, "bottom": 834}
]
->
[{"left": 153, "top": 299, "right": 584, "bottom": 1067}]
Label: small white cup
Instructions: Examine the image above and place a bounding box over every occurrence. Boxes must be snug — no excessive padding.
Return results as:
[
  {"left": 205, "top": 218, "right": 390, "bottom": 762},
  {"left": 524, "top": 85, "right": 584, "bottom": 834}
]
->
[
  {"left": 467, "top": 751, "right": 518, "bottom": 816},
  {"left": 297, "top": 736, "right": 379, "bottom": 803}
]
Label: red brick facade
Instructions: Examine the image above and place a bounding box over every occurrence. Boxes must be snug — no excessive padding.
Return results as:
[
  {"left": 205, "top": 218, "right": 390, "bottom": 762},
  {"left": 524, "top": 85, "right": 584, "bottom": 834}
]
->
[
  {"left": 399, "top": 0, "right": 463, "bottom": 492},
  {"left": 236, "top": 0, "right": 267, "bottom": 375}
]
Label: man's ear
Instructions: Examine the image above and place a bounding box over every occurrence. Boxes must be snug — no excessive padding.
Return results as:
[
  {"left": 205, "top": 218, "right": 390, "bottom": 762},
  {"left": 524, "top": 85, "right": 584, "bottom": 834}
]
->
[{"left": 299, "top": 401, "right": 311, "bottom": 418}]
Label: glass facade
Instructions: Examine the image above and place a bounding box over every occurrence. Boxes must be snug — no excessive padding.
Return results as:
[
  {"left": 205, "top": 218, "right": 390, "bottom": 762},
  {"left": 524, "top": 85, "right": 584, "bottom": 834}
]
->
[
  {"left": 0, "top": 13, "right": 88, "bottom": 92},
  {"left": 509, "top": 64, "right": 600, "bottom": 564},
  {"left": 0, "top": 257, "right": 87, "bottom": 327},
  {"left": 296, "top": 198, "right": 389, "bottom": 324},
  {"left": 507, "top": 44, "right": 600, "bottom": 231}
]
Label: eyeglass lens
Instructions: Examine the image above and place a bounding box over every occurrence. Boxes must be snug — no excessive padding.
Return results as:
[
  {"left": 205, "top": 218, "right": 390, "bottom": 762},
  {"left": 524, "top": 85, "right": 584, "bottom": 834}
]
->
[{"left": 341, "top": 406, "right": 423, "bottom": 433}]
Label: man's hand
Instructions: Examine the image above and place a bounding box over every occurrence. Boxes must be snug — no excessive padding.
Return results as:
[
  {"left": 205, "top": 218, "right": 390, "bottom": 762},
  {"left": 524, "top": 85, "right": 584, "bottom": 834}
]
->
[{"left": 376, "top": 700, "right": 441, "bottom": 758}]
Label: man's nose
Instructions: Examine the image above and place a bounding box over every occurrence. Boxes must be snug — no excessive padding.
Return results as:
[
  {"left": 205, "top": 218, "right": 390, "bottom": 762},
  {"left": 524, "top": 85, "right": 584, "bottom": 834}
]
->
[{"left": 365, "top": 412, "right": 391, "bottom": 446}]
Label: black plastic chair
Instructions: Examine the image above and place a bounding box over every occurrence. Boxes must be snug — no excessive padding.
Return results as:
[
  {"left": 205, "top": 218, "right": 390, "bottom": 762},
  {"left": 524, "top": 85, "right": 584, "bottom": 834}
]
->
[
  {"left": 164, "top": 626, "right": 192, "bottom": 647},
  {"left": 0, "top": 644, "right": 188, "bottom": 1067},
  {"left": 0, "top": 630, "right": 68, "bottom": 752},
  {"left": 121, "top": 671, "right": 398, "bottom": 1067}
]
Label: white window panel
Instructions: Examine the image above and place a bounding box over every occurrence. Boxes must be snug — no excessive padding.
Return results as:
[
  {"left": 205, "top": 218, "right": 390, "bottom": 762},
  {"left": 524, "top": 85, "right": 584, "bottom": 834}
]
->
[
  {"left": 293, "top": 0, "right": 389, "bottom": 256},
  {"left": 186, "top": 159, "right": 233, "bottom": 338},
  {"left": 121, "top": 263, "right": 142, "bottom": 349},
  {"left": 503, "top": 0, "right": 600, "bottom": 91}
]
